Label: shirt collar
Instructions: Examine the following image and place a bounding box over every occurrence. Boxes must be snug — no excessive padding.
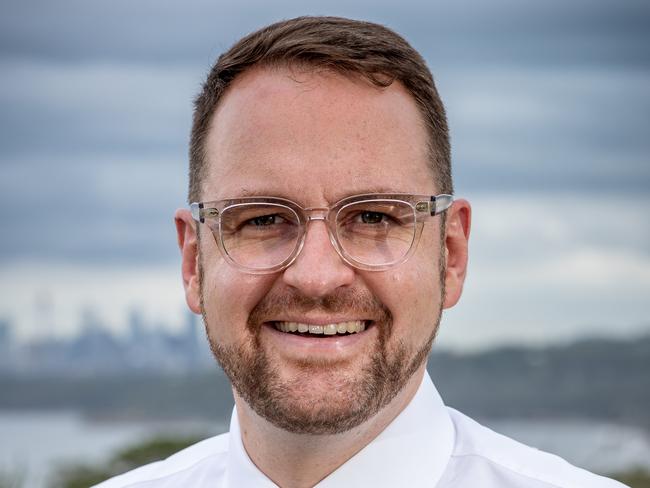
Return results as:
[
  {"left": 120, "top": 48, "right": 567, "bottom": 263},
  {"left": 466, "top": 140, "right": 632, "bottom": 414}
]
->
[{"left": 226, "top": 372, "right": 454, "bottom": 488}]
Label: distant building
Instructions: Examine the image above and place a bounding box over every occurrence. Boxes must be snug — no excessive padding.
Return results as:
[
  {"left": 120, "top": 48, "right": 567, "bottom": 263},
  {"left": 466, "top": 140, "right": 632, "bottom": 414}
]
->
[
  {"left": 2, "top": 307, "right": 217, "bottom": 375},
  {"left": 0, "top": 318, "right": 14, "bottom": 371}
]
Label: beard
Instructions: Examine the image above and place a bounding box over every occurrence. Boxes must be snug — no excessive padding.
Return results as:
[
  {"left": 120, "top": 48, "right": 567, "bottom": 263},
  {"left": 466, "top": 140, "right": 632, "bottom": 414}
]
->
[
  {"left": 198, "top": 224, "right": 446, "bottom": 435},
  {"left": 200, "top": 271, "right": 443, "bottom": 435}
]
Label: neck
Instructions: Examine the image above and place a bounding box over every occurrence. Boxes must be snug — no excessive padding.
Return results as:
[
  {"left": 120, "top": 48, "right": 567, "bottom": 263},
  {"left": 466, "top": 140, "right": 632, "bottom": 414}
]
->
[{"left": 234, "top": 366, "right": 426, "bottom": 488}]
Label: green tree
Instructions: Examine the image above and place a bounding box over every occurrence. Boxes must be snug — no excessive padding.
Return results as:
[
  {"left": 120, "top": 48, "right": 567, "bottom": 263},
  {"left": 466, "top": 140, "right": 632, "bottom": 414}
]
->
[{"left": 52, "top": 436, "right": 202, "bottom": 488}]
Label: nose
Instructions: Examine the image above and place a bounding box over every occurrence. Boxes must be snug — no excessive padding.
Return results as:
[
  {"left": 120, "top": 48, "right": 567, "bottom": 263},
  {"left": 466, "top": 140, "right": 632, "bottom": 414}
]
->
[{"left": 282, "top": 219, "right": 355, "bottom": 297}]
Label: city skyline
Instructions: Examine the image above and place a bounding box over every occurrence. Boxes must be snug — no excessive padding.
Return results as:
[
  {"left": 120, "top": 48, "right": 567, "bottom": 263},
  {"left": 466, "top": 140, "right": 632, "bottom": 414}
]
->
[{"left": 0, "top": 304, "right": 215, "bottom": 374}]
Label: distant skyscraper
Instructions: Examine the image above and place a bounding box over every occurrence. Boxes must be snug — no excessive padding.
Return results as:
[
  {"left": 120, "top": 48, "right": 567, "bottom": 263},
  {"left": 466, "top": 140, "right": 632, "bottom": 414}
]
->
[
  {"left": 0, "top": 318, "right": 11, "bottom": 345},
  {"left": 183, "top": 310, "right": 200, "bottom": 368},
  {"left": 79, "top": 305, "right": 103, "bottom": 333},
  {"left": 128, "top": 307, "right": 148, "bottom": 345},
  {"left": 0, "top": 318, "right": 13, "bottom": 370},
  {"left": 34, "top": 290, "right": 55, "bottom": 338}
]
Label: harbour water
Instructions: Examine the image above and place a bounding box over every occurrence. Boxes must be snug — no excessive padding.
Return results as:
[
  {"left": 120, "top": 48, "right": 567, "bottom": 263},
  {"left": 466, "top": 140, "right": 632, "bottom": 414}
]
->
[
  {"left": 3, "top": 410, "right": 649, "bottom": 488},
  {"left": 1, "top": 410, "right": 226, "bottom": 488},
  {"left": 487, "top": 418, "right": 650, "bottom": 474}
]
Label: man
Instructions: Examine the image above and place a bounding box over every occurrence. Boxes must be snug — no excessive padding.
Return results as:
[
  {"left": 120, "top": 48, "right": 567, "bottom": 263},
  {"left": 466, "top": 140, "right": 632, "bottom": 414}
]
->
[{"left": 96, "top": 16, "right": 624, "bottom": 488}]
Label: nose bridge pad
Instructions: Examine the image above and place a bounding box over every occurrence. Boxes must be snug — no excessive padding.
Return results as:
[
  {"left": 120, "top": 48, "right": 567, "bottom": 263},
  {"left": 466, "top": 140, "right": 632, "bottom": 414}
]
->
[
  {"left": 301, "top": 207, "right": 341, "bottom": 261},
  {"left": 304, "top": 207, "right": 329, "bottom": 222}
]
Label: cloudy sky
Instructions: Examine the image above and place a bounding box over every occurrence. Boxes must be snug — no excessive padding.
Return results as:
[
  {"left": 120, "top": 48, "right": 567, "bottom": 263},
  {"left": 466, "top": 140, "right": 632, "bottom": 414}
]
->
[{"left": 1, "top": 0, "right": 648, "bottom": 350}]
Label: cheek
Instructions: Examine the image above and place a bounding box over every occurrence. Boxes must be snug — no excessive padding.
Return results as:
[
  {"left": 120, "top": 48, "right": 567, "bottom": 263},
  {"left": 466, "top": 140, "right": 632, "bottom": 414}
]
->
[
  {"left": 200, "top": 257, "right": 276, "bottom": 343},
  {"left": 374, "top": 249, "right": 441, "bottom": 339}
]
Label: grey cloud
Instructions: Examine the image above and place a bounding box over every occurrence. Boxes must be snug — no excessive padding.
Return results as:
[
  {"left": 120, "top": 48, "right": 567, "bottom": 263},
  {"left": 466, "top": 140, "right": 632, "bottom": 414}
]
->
[
  {"left": 1, "top": 0, "right": 649, "bottom": 265},
  {"left": 0, "top": 61, "right": 196, "bottom": 157},
  {"left": 441, "top": 68, "right": 650, "bottom": 194},
  {"left": 468, "top": 195, "right": 650, "bottom": 267},
  {"left": 0, "top": 157, "right": 185, "bottom": 264},
  {"left": 1, "top": 0, "right": 648, "bottom": 66}
]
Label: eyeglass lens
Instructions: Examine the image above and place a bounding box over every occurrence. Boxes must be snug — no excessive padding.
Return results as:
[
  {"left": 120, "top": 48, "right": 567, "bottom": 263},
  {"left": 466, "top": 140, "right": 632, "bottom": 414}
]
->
[
  {"left": 220, "top": 203, "right": 302, "bottom": 269},
  {"left": 336, "top": 200, "right": 415, "bottom": 265},
  {"left": 218, "top": 199, "right": 416, "bottom": 270}
]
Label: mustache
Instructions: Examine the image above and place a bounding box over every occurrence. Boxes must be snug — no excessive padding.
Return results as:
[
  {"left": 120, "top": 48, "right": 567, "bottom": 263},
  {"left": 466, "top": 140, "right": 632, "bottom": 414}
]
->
[{"left": 248, "top": 287, "right": 392, "bottom": 328}]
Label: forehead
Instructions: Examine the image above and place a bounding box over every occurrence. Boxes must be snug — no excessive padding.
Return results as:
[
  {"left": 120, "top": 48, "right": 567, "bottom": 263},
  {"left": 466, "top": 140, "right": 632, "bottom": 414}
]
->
[{"left": 203, "top": 66, "right": 434, "bottom": 203}]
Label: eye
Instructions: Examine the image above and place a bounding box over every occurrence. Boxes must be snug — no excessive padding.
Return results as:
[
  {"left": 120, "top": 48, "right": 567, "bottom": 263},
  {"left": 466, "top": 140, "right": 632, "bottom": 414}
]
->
[
  {"left": 360, "top": 211, "right": 385, "bottom": 224},
  {"left": 249, "top": 214, "right": 285, "bottom": 226}
]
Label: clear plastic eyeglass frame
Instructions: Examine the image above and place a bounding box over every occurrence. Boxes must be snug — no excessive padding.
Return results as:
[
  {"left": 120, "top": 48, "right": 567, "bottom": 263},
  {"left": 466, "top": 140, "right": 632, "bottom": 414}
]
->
[{"left": 190, "top": 193, "right": 453, "bottom": 274}]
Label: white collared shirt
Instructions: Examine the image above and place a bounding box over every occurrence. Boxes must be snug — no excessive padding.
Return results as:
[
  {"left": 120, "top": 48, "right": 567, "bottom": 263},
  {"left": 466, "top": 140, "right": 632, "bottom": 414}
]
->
[{"left": 94, "top": 374, "right": 626, "bottom": 487}]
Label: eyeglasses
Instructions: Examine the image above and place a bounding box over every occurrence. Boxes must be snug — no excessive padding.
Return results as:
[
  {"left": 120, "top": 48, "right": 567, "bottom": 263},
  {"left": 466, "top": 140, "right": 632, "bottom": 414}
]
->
[{"left": 190, "top": 193, "right": 453, "bottom": 274}]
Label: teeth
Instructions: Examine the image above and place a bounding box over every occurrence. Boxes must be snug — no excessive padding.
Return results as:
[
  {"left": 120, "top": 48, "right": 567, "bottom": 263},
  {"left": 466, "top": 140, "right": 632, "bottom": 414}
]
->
[
  {"left": 323, "top": 324, "right": 337, "bottom": 335},
  {"left": 274, "top": 320, "right": 367, "bottom": 335},
  {"left": 309, "top": 325, "right": 324, "bottom": 334}
]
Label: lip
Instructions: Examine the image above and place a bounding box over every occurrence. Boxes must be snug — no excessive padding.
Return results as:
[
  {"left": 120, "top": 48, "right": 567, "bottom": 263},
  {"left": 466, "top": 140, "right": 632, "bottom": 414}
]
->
[{"left": 260, "top": 320, "right": 376, "bottom": 357}]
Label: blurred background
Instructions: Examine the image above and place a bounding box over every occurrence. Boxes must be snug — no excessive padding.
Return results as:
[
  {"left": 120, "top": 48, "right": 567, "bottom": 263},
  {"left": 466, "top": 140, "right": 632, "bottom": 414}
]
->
[{"left": 0, "top": 0, "right": 649, "bottom": 487}]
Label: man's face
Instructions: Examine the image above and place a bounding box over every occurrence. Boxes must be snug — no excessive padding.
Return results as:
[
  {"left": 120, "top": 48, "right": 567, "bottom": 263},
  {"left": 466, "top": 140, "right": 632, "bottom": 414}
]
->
[{"left": 190, "top": 67, "right": 456, "bottom": 434}]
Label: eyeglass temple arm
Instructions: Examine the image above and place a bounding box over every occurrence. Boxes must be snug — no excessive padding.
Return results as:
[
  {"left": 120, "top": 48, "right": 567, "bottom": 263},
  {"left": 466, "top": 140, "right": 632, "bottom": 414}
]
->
[
  {"left": 190, "top": 203, "right": 204, "bottom": 222},
  {"left": 416, "top": 194, "right": 453, "bottom": 217},
  {"left": 190, "top": 202, "right": 221, "bottom": 223}
]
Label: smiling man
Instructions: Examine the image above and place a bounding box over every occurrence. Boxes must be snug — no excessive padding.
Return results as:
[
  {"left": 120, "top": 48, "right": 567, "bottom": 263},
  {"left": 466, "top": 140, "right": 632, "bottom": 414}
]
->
[{"left": 96, "top": 16, "right": 624, "bottom": 488}]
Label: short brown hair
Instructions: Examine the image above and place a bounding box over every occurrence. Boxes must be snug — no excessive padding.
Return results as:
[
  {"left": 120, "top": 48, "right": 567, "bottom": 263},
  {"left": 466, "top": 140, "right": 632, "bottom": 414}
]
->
[{"left": 188, "top": 16, "right": 452, "bottom": 203}]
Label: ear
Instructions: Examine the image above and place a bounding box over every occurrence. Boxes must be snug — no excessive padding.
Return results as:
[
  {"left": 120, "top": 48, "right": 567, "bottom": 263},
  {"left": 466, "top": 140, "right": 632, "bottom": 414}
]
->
[
  {"left": 442, "top": 199, "right": 471, "bottom": 309},
  {"left": 174, "top": 209, "right": 201, "bottom": 314}
]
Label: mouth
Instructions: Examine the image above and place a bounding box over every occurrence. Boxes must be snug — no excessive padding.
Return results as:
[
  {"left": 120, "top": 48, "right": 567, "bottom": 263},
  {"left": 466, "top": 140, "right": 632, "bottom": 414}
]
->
[{"left": 271, "top": 320, "right": 370, "bottom": 337}]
